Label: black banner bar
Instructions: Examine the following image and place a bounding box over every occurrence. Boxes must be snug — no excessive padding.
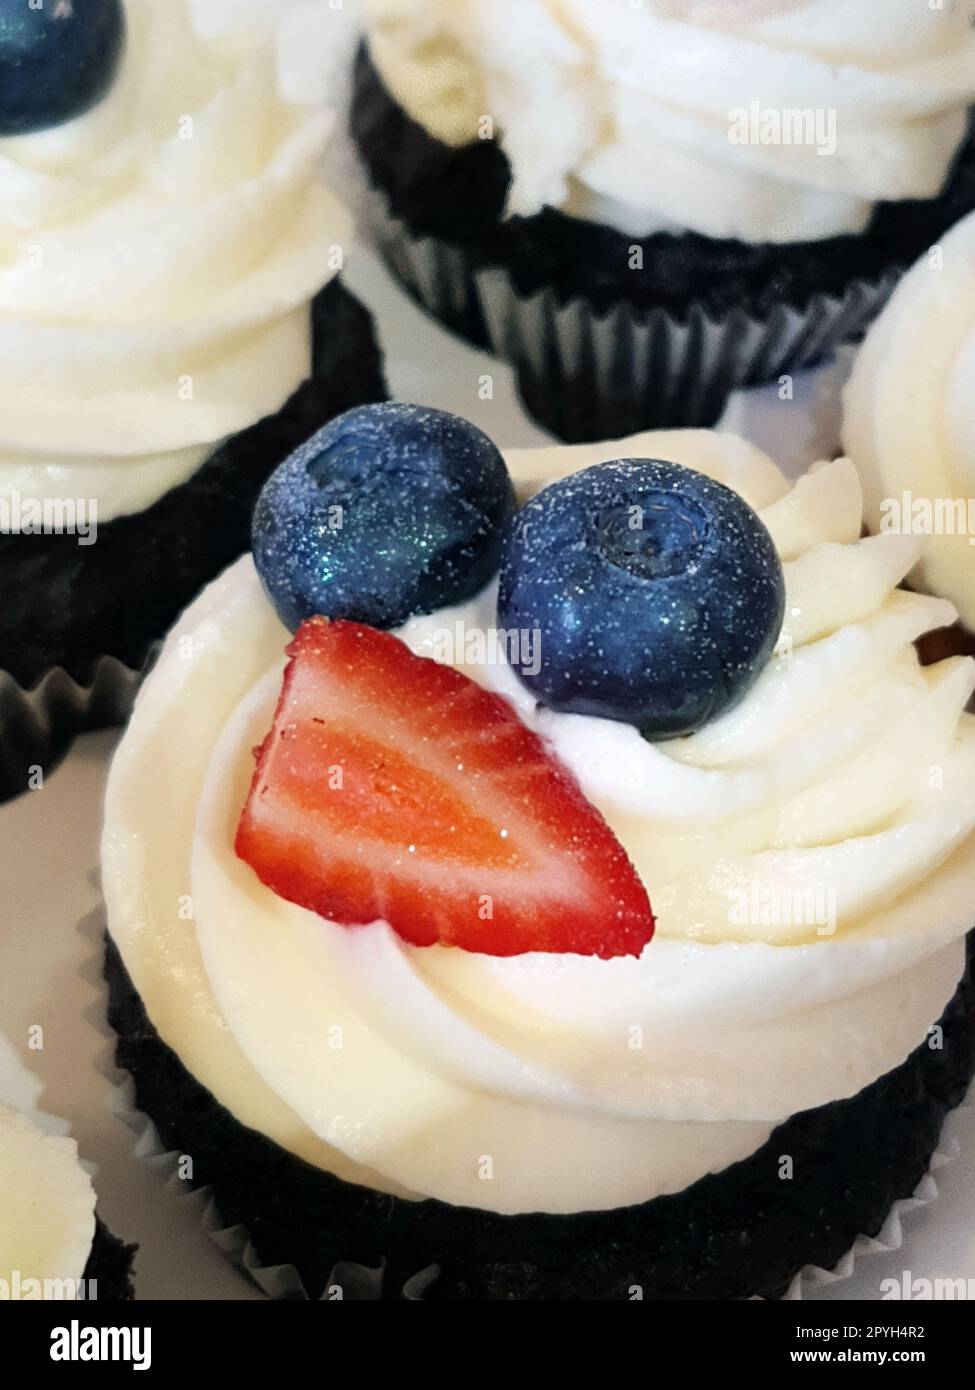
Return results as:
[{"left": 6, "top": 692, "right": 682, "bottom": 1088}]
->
[{"left": 2, "top": 1296, "right": 969, "bottom": 1374}]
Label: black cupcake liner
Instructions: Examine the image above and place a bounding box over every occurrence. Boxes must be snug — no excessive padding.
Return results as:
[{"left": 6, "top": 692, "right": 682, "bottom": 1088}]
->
[
  {"left": 365, "top": 186, "right": 899, "bottom": 439},
  {"left": 99, "top": 924, "right": 975, "bottom": 1301},
  {"left": 0, "top": 279, "right": 387, "bottom": 804},
  {"left": 0, "top": 655, "right": 151, "bottom": 804},
  {"left": 351, "top": 43, "right": 975, "bottom": 441}
]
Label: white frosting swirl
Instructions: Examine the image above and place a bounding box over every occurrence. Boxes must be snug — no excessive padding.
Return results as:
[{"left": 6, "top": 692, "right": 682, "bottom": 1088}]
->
[
  {"left": 0, "top": 1108, "right": 96, "bottom": 1290},
  {"left": 363, "top": 0, "right": 975, "bottom": 243},
  {"left": 843, "top": 208, "right": 975, "bottom": 632},
  {"left": 0, "top": 0, "right": 349, "bottom": 525},
  {"left": 102, "top": 430, "right": 975, "bottom": 1214}
]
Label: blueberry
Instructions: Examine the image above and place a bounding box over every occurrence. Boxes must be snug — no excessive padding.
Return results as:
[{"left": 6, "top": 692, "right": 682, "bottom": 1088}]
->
[
  {"left": 497, "top": 459, "right": 785, "bottom": 739},
  {"left": 0, "top": 0, "right": 125, "bottom": 136},
  {"left": 253, "top": 404, "right": 516, "bottom": 632}
]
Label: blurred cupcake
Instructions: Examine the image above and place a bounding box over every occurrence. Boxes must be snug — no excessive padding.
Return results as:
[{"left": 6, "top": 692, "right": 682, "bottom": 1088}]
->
[
  {"left": 0, "top": 0, "right": 386, "bottom": 800},
  {"left": 843, "top": 206, "right": 975, "bottom": 667},
  {"left": 102, "top": 407, "right": 975, "bottom": 1299},
  {"left": 351, "top": 0, "right": 975, "bottom": 439},
  {"left": 0, "top": 1107, "right": 135, "bottom": 1300}
]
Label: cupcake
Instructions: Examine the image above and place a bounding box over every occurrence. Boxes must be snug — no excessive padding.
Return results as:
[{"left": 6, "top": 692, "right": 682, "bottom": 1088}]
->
[
  {"left": 0, "top": 1107, "right": 135, "bottom": 1300},
  {"left": 101, "top": 404, "right": 975, "bottom": 1299},
  {"left": 0, "top": 0, "right": 386, "bottom": 801},
  {"left": 843, "top": 206, "right": 975, "bottom": 662},
  {"left": 351, "top": 0, "right": 975, "bottom": 440}
]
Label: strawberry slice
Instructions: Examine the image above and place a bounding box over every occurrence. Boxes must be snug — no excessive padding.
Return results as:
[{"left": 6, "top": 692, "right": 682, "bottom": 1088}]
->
[{"left": 235, "top": 618, "right": 654, "bottom": 958}]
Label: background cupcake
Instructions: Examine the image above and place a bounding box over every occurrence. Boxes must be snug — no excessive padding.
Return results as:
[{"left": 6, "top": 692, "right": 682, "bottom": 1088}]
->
[
  {"left": 101, "top": 411, "right": 975, "bottom": 1299},
  {"left": 843, "top": 206, "right": 975, "bottom": 663},
  {"left": 351, "top": 0, "right": 975, "bottom": 440},
  {"left": 0, "top": 0, "right": 386, "bottom": 801},
  {"left": 0, "top": 1106, "right": 135, "bottom": 1300}
]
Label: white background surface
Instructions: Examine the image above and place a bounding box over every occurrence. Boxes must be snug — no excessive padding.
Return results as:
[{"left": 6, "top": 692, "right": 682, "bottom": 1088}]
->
[{"left": 0, "top": 0, "right": 972, "bottom": 1302}]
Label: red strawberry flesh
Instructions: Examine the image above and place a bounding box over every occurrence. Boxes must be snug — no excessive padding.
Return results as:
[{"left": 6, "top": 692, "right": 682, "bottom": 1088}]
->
[{"left": 235, "top": 617, "right": 655, "bottom": 958}]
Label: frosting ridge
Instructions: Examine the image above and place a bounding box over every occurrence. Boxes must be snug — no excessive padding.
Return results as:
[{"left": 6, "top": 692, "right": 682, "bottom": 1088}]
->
[{"left": 843, "top": 206, "right": 975, "bottom": 631}]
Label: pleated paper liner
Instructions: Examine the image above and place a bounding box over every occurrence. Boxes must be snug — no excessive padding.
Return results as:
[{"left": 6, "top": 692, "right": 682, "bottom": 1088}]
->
[
  {"left": 361, "top": 184, "right": 902, "bottom": 441},
  {"left": 0, "top": 274, "right": 390, "bottom": 811},
  {"left": 81, "top": 902, "right": 974, "bottom": 1301},
  {"left": 0, "top": 649, "right": 156, "bottom": 806}
]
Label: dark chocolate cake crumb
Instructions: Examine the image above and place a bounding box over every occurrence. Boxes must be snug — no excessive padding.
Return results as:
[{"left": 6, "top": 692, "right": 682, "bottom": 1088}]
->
[
  {"left": 82, "top": 1218, "right": 137, "bottom": 1301},
  {"left": 0, "top": 279, "right": 387, "bottom": 801},
  {"left": 0, "top": 279, "right": 387, "bottom": 690},
  {"left": 350, "top": 45, "right": 975, "bottom": 328},
  {"left": 104, "top": 930, "right": 975, "bottom": 1301}
]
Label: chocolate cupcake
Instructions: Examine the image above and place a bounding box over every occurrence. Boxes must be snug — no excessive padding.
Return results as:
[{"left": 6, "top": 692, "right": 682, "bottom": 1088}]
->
[
  {"left": 0, "top": 0, "right": 386, "bottom": 801},
  {"left": 100, "top": 410, "right": 975, "bottom": 1299},
  {"left": 843, "top": 206, "right": 975, "bottom": 665},
  {"left": 0, "top": 1107, "right": 135, "bottom": 1301},
  {"left": 351, "top": 0, "right": 975, "bottom": 440}
]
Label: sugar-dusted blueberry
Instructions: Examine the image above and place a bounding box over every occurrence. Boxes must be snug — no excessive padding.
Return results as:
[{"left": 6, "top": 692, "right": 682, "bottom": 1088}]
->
[
  {"left": 497, "top": 458, "right": 785, "bottom": 739},
  {"left": 253, "top": 403, "right": 516, "bottom": 632},
  {"left": 0, "top": 0, "right": 126, "bottom": 136}
]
